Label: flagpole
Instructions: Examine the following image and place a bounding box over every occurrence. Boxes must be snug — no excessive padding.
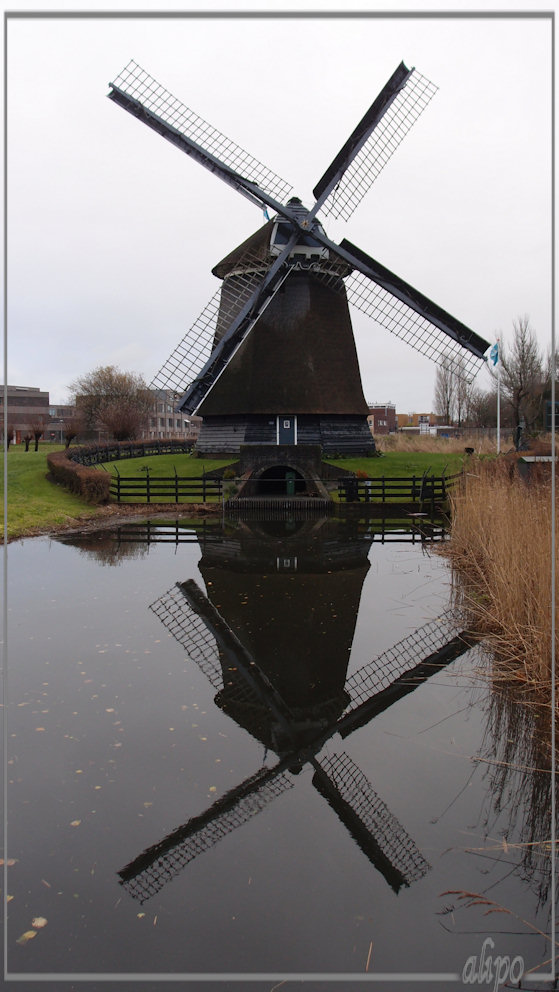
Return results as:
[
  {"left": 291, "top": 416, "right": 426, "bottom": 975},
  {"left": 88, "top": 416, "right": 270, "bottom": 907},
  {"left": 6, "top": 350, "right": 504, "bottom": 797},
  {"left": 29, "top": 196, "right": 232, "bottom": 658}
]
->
[{"left": 496, "top": 336, "right": 501, "bottom": 455}]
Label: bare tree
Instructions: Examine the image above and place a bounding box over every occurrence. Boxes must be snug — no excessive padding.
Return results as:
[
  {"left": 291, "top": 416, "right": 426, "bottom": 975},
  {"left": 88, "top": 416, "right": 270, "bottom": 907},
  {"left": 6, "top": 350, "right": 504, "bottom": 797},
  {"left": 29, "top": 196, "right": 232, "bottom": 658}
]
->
[
  {"left": 452, "top": 354, "right": 472, "bottom": 427},
  {"left": 433, "top": 352, "right": 456, "bottom": 424},
  {"left": 466, "top": 385, "right": 499, "bottom": 427},
  {"left": 544, "top": 346, "right": 558, "bottom": 385},
  {"left": 63, "top": 413, "right": 85, "bottom": 448},
  {"left": 30, "top": 416, "right": 48, "bottom": 451},
  {"left": 70, "top": 366, "right": 153, "bottom": 442},
  {"left": 4, "top": 421, "right": 15, "bottom": 449},
  {"left": 495, "top": 316, "right": 545, "bottom": 429},
  {"left": 100, "top": 397, "right": 152, "bottom": 442}
]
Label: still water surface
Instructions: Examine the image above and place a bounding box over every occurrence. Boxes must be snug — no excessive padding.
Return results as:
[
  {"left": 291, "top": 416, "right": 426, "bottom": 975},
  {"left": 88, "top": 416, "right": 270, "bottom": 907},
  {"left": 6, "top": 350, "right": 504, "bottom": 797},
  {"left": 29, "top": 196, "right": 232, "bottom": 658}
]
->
[{"left": 4, "top": 515, "right": 554, "bottom": 990}]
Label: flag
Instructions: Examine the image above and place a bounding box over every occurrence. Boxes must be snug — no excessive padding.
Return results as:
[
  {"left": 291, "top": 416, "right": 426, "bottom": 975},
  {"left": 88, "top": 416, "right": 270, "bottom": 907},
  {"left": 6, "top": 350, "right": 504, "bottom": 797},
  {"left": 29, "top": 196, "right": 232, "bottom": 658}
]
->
[
  {"left": 262, "top": 207, "right": 270, "bottom": 221},
  {"left": 490, "top": 343, "right": 499, "bottom": 366}
]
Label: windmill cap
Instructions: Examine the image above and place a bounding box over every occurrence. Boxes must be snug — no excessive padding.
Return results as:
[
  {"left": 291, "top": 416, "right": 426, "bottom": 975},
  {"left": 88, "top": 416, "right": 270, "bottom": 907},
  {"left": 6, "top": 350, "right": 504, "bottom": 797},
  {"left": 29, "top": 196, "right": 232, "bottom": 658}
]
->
[{"left": 212, "top": 221, "right": 274, "bottom": 279}]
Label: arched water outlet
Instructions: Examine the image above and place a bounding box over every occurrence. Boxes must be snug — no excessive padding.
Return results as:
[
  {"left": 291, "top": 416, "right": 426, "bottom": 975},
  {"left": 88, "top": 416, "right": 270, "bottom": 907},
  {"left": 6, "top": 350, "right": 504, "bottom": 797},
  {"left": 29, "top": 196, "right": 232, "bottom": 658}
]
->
[{"left": 255, "top": 464, "right": 306, "bottom": 496}]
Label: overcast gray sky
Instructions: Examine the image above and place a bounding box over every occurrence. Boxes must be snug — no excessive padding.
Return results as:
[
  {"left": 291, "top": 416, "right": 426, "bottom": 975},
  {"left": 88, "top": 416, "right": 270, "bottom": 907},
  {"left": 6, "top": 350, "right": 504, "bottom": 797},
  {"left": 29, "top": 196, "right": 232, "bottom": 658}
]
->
[{"left": 6, "top": 3, "right": 553, "bottom": 414}]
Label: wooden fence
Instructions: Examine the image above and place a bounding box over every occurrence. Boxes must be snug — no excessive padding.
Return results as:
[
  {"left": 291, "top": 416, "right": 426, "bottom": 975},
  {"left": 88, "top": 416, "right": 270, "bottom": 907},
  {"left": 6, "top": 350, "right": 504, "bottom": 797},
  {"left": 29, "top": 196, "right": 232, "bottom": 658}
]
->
[
  {"left": 107, "top": 466, "right": 461, "bottom": 507},
  {"left": 110, "top": 468, "right": 222, "bottom": 503},
  {"left": 337, "top": 472, "right": 461, "bottom": 505}
]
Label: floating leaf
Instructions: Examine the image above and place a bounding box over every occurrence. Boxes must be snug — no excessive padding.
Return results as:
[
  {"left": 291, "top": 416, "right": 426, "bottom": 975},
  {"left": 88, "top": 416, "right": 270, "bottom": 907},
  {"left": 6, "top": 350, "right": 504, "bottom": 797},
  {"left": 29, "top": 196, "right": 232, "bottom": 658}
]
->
[
  {"left": 31, "top": 917, "right": 47, "bottom": 929},
  {"left": 16, "top": 930, "right": 37, "bottom": 945},
  {"left": 70, "top": 820, "right": 81, "bottom": 828}
]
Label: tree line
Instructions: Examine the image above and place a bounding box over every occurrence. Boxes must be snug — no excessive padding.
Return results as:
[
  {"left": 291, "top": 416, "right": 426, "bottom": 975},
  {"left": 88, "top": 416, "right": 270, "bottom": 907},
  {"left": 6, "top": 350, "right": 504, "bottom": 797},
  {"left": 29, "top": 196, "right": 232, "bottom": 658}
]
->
[{"left": 433, "top": 316, "right": 555, "bottom": 430}]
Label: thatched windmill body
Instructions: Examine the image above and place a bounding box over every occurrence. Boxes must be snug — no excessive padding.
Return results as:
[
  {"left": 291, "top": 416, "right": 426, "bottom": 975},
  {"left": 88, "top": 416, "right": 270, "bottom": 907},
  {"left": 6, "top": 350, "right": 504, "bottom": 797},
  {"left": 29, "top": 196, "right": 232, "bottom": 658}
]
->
[{"left": 108, "top": 61, "right": 490, "bottom": 459}]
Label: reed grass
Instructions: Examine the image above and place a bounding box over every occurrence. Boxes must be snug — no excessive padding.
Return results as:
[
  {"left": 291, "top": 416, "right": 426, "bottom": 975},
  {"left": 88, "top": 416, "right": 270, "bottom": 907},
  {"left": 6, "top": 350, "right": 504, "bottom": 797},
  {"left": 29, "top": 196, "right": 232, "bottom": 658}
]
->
[
  {"left": 440, "top": 458, "right": 556, "bottom": 707},
  {"left": 377, "top": 432, "right": 498, "bottom": 455}
]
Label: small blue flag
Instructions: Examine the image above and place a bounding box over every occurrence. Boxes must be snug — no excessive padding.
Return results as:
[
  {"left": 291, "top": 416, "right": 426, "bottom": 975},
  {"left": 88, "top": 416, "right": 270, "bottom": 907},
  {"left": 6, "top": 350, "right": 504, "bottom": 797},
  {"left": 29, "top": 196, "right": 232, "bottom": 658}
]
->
[
  {"left": 262, "top": 207, "right": 270, "bottom": 221},
  {"left": 490, "top": 343, "right": 499, "bottom": 366}
]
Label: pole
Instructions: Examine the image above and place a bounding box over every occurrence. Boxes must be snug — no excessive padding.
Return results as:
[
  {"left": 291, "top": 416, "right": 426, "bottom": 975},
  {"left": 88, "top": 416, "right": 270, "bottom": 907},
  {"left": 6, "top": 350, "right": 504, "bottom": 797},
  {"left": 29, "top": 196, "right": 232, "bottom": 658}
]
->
[{"left": 496, "top": 336, "right": 501, "bottom": 455}]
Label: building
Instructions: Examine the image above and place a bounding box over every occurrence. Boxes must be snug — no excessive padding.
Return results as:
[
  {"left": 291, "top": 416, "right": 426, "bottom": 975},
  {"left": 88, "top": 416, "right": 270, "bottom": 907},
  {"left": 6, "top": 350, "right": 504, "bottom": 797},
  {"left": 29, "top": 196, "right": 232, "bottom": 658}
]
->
[
  {"left": 1, "top": 385, "right": 50, "bottom": 443},
  {"left": 367, "top": 403, "right": 397, "bottom": 435},
  {"left": 146, "top": 389, "right": 201, "bottom": 442},
  {"left": 397, "top": 412, "right": 445, "bottom": 432},
  {"left": 45, "top": 402, "right": 78, "bottom": 443}
]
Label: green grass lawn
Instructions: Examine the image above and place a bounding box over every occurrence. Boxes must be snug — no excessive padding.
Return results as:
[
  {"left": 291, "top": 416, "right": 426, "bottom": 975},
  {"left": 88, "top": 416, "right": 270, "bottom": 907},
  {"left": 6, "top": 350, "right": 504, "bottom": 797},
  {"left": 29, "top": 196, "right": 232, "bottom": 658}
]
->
[
  {"left": 2, "top": 444, "right": 103, "bottom": 540},
  {"left": 324, "top": 451, "right": 466, "bottom": 478},
  {"left": 101, "top": 452, "right": 234, "bottom": 478}
]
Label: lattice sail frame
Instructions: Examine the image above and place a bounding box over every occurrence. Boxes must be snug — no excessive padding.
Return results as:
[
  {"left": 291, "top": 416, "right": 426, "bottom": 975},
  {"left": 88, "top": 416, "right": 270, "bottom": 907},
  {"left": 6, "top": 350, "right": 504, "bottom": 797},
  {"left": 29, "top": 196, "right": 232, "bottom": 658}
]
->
[
  {"left": 150, "top": 583, "right": 222, "bottom": 689},
  {"left": 150, "top": 243, "right": 270, "bottom": 395},
  {"left": 317, "top": 752, "right": 430, "bottom": 885},
  {"left": 150, "top": 583, "right": 267, "bottom": 711},
  {"left": 344, "top": 613, "right": 464, "bottom": 711},
  {"left": 120, "top": 768, "right": 293, "bottom": 903},
  {"left": 345, "top": 272, "right": 481, "bottom": 381},
  {"left": 321, "top": 70, "right": 438, "bottom": 222},
  {"left": 110, "top": 61, "right": 293, "bottom": 204},
  {"left": 313, "top": 262, "right": 483, "bottom": 382}
]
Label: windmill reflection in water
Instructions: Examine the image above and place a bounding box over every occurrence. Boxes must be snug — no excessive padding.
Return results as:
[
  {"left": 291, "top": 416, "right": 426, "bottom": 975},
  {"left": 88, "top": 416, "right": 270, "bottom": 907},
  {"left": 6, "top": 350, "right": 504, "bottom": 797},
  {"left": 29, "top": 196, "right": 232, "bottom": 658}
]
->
[{"left": 117, "top": 518, "right": 476, "bottom": 902}]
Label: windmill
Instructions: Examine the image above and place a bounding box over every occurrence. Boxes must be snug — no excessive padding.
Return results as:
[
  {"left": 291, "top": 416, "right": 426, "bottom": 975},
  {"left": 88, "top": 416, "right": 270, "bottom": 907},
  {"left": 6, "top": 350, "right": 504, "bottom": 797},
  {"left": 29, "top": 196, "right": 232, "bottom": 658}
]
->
[
  {"left": 121, "top": 586, "right": 474, "bottom": 903},
  {"left": 108, "top": 61, "right": 490, "bottom": 463},
  {"left": 117, "top": 518, "right": 477, "bottom": 902}
]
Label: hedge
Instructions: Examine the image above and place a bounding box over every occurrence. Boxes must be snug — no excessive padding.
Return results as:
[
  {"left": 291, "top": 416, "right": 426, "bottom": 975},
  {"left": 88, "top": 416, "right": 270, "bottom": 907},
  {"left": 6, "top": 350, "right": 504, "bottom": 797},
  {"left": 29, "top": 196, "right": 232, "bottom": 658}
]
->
[{"left": 47, "top": 449, "right": 111, "bottom": 504}]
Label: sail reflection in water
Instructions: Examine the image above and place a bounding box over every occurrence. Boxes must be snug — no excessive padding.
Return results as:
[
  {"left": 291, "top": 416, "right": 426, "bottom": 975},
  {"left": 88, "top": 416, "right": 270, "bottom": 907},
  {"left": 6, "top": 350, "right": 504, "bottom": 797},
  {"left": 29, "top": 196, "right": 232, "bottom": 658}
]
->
[{"left": 116, "top": 516, "right": 476, "bottom": 903}]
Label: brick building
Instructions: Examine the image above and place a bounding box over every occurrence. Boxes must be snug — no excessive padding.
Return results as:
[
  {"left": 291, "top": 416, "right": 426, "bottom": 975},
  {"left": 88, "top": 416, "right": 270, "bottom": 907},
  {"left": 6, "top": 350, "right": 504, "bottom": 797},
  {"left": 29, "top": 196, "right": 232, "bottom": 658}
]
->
[
  {"left": 367, "top": 403, "right": 397, "bottom": 435},
  {"left": 1, "top": 385, "right": 50, "bottom": 443}
]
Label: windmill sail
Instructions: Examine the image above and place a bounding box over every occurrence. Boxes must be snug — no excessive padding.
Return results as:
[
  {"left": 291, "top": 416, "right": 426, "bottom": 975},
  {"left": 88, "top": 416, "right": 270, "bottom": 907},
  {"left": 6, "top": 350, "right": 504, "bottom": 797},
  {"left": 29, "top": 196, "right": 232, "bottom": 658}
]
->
[
  {"left": 108, "top": 60, "right": 293, "bottom": 212},
  {"left": 298, "top": 236, "right": 488, "bottom": 382},
  {"left": 119, "top": 765, "right": 294, "bottom": 903},
  {"left": 312, "top": 753, "right": 430, "bottom": 892},
  {"left": 150, "top": 238, "right": 286, "bottom": 402},
  {"left": 313, "top": 63, "right": 437, "bottom": 221}
]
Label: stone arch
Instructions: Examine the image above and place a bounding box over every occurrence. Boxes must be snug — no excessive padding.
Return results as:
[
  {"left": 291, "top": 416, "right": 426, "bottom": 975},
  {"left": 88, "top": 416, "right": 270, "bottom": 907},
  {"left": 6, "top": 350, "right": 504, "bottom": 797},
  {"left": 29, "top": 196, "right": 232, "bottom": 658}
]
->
[{"left": 254, "top": 464, "right": 306, "bottom": 495}]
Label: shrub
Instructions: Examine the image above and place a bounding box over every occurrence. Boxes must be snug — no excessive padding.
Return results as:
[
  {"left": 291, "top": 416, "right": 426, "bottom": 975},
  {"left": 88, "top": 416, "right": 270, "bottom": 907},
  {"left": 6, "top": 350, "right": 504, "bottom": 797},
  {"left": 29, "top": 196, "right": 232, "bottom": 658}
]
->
[{"left": 47, "top": 450, "right": 111, "bottom": 504}]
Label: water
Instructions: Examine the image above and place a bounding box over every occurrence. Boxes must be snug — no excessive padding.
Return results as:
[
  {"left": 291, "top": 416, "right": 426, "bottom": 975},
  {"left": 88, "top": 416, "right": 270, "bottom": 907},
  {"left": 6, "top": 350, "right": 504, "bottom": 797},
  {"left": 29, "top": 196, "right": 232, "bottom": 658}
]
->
[{"left": 3, "top": 516, "right": 554, "bottom": 991}]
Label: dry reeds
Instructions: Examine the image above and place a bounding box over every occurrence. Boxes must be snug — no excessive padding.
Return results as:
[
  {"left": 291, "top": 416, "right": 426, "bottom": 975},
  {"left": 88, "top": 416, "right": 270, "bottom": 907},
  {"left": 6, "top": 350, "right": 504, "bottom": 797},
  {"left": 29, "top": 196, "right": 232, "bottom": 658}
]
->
[
  {"left": 377, "top": 431, "right": 557, "bottom": 457},
  {"left": 440, "top": 458, "right": 556, "bottom": 705},
  {"left": 377, "top": 432, "right": 499, "bottom": 455}
]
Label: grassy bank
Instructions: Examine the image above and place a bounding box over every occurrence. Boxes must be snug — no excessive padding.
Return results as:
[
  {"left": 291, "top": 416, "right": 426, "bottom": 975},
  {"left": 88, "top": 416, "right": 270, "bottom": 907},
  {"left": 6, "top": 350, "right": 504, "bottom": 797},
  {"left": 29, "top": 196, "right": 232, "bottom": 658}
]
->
[
  {"left": 439, "top": 459, "right": 556, "bottom": 706},
  {"left": 1, "top": 446, "right": 232, "bottom": 540},
  {"left": 2, "top": 444, "right": 103, "bottom": 540}
]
